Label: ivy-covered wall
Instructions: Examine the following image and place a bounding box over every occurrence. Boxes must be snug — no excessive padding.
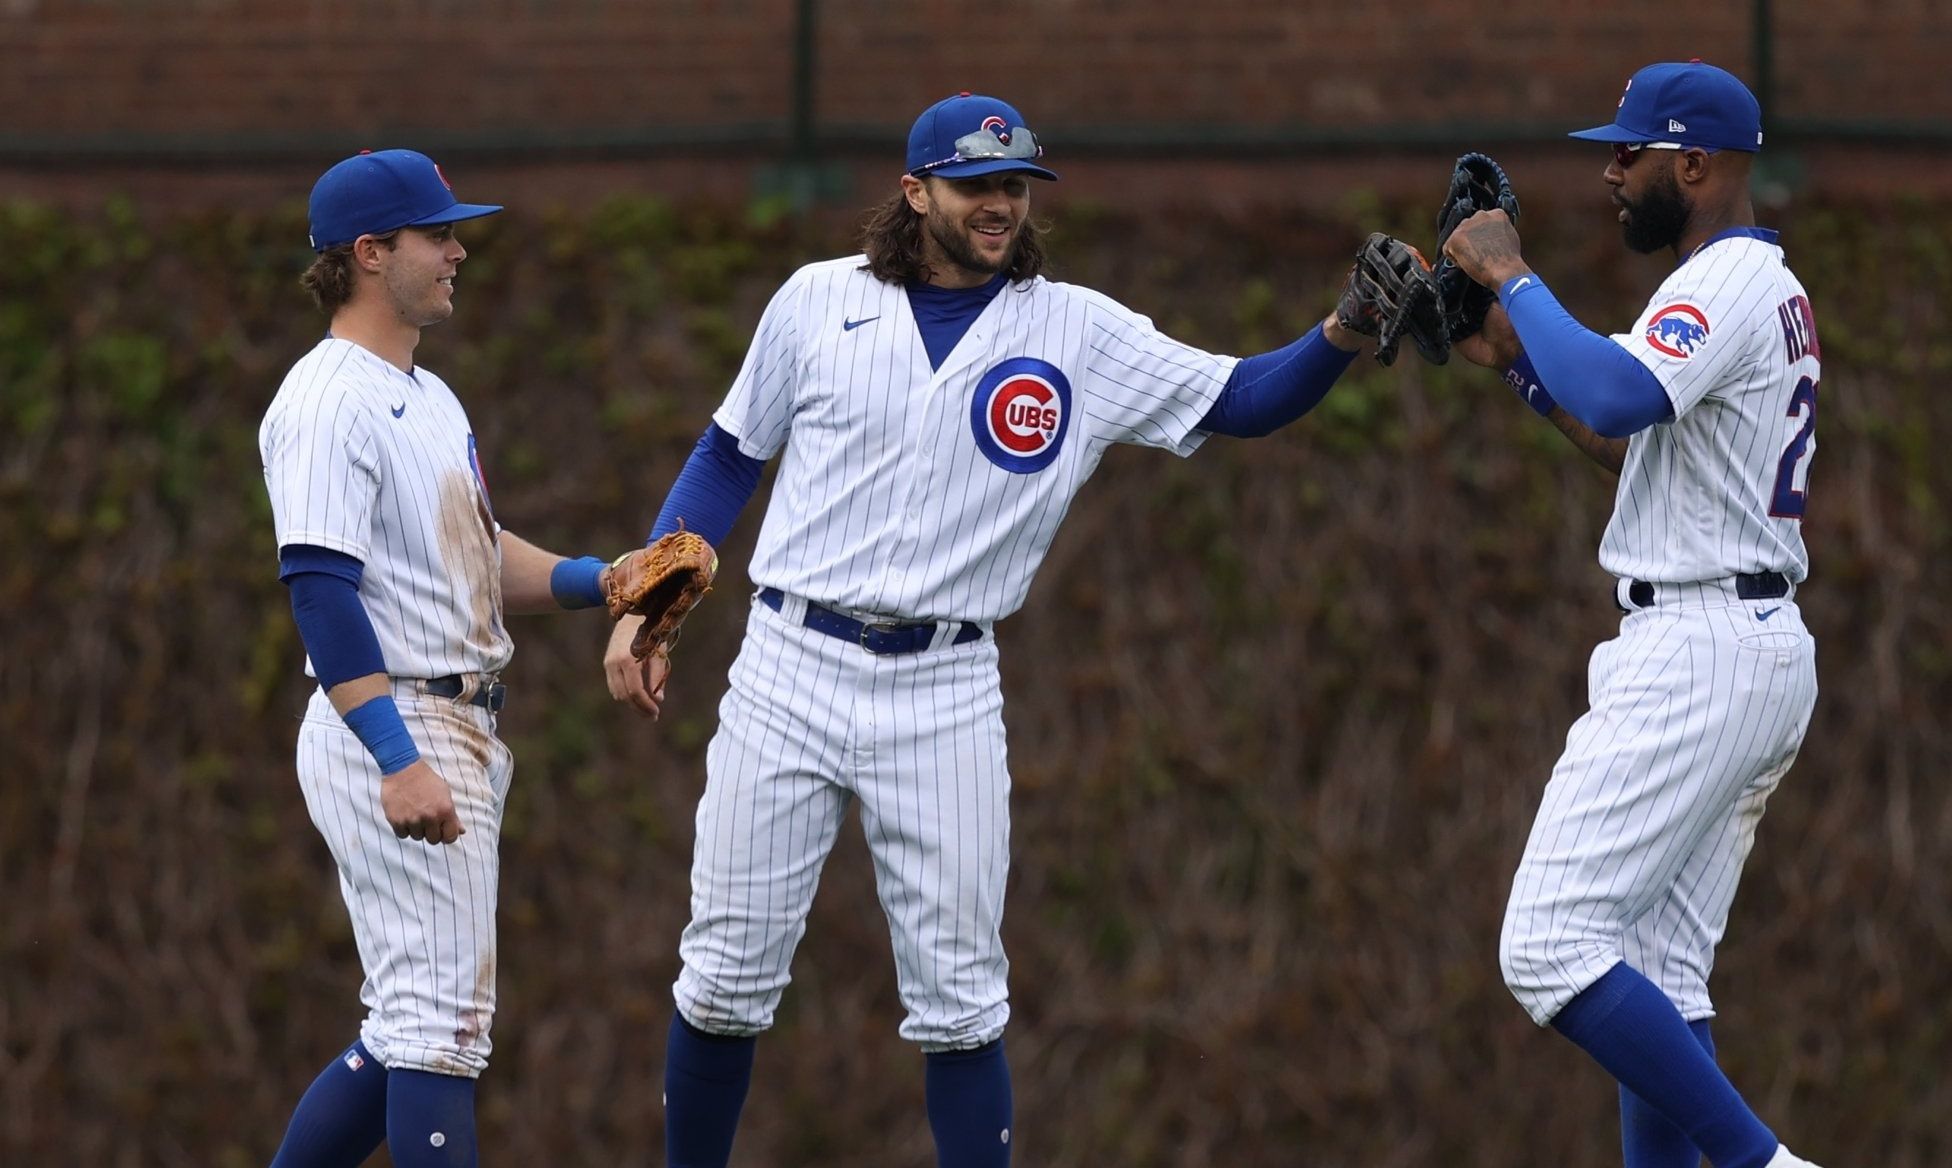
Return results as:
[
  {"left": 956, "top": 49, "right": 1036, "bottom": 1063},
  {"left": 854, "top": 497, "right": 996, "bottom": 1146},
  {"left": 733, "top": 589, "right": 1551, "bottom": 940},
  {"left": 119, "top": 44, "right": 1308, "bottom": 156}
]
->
[{"left": 2, "top": 192, "right": 1947, "bottom": 1166}]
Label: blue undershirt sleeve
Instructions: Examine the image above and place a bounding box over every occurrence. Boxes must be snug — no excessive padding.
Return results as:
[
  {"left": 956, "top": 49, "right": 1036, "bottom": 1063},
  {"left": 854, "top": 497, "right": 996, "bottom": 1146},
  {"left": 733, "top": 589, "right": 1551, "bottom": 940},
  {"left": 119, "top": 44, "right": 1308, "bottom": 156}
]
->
[
  {"left": 279, "top": 544, "right": 386, "bottom": 690},
  {"left": 1499, "top": 276, "right": 1674, "bottom": 438},
  {"left": 649, "top": 422, "right": 766, "bottom": 545},
  {"left": 1198, "top": 323, "right": 1358, "bottom": 438}
]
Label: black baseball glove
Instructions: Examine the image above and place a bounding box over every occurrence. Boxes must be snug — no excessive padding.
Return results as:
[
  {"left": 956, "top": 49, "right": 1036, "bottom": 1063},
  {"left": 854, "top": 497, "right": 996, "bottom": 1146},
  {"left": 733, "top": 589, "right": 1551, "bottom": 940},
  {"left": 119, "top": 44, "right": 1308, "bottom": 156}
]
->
[
  {"left": 1433, "top": 152, "right": 1521, "bottom": 343},
  {"left": 1336, "top": 232, "right": 1449, "bottom": 367}
]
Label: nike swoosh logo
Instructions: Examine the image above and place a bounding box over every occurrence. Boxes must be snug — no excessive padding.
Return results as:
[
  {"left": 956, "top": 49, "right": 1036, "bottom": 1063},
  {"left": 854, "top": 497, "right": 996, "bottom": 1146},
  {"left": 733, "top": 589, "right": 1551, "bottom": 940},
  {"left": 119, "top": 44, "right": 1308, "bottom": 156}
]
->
[
  {"left": 1755, "top": 607, "right": 1781, "bottom": 621},
  {"left": 390, "top": 402, "right": 407, "bottom": 418},
  {"left": 842, "top": 316, "right": 880, "bottom": 331},
  {"left": 1509, "top": 277, "right": 1533, "bottom": 293}
]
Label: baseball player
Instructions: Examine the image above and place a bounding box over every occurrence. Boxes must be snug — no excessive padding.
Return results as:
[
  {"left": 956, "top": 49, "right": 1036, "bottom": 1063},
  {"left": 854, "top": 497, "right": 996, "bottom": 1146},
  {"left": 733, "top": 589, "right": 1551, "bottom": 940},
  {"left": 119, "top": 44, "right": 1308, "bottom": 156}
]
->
[
  {"left": 260, "top": 149, "right": 637, "bottom": 1168},
  {"left": 1444, "top": 63, "right": 1825, "bottom": 1168},
  {"left": 601, "top": 92, "right": 1377, "bottom": 1167}
]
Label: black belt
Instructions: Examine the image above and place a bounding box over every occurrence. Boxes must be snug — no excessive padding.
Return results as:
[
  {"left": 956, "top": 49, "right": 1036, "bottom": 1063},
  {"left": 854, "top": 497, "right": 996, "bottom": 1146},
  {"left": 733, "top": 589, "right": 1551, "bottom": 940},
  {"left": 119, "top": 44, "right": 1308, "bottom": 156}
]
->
[
  {"left": 1622, "top": 571, "right": 1790, "bottom": 610},
  {"left": 760, "top": 588, "right": 983, "bottom": 655},
  {"left": 424, "top": 675, "right": 507, "bottom": 712}
]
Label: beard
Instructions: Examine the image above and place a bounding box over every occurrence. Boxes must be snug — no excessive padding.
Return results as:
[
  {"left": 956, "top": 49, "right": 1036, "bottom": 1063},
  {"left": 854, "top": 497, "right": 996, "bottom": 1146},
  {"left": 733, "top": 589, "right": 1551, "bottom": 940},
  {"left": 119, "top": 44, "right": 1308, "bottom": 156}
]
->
[
  {"left": 925, "top": 207, "right": 1016, "bottom": 277},
  {"left": 1618, "top": 165, "right": 1694, "bottom": 254}
]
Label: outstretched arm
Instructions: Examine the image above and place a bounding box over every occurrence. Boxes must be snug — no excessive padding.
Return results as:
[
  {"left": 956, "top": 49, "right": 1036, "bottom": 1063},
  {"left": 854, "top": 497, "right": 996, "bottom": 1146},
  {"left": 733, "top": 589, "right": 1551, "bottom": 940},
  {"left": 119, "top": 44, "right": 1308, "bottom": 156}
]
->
[
  {"left": 499, "top": 532, "right": 581, "bottom": 615},
  {"left": 1196, "top": 314, "right": 1362, "bottom": 438},
  {"left": 605, "top": 422, "right": 767, "bottom": 719}
]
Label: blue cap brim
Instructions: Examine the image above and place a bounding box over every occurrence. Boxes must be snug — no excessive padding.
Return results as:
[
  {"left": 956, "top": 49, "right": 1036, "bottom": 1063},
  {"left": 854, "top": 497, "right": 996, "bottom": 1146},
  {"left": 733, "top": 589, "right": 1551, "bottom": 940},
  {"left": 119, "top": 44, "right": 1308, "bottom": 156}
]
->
[
  {"left": 922, "top": 158, "right": 1059, "bottom": 182},
  {"left": 406, "top": 202, "right": 504, "bottom": 228},
  {"left": 1567, "top": 123, "right": 1645, "bottom": 143}
]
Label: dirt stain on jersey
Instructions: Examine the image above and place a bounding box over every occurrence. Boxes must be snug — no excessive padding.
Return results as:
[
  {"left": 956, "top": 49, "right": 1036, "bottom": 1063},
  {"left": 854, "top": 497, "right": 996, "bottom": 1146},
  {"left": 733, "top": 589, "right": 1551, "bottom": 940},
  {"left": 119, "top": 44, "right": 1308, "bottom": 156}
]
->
[{"left": 435, "top": 468, "right": 509, "bottom": 663}]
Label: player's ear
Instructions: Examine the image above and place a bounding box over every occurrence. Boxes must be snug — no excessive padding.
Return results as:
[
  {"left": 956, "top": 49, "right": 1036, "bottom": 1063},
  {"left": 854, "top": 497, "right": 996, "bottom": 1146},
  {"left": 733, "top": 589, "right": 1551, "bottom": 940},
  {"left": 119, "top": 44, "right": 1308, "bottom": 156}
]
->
[
  {"left": 351, "top": 234, "right": 389, "bottom": 273},
  {"left": 900, "top": 174, "right": 930, "bottom": 215}
]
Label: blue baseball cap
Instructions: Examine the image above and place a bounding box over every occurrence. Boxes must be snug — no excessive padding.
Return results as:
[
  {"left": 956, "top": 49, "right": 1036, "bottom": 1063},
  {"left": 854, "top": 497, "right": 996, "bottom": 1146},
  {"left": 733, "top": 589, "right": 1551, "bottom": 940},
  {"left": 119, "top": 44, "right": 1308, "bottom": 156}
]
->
[
  {"left": 1569, "top": 60, "right": 1764, "bottom": 153},
  {"left": 307, "top": 149, "right": 503, "bottom": 252},
  {"left": 906, "top": 93, "right": 1058, "bottom": 181}
]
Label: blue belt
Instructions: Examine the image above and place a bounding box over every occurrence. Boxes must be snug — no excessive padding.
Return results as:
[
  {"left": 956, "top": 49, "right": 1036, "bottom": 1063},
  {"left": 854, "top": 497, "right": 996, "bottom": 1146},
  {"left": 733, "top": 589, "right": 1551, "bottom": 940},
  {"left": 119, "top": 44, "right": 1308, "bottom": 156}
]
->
[{"left": 759, "top": 588, "right": 984, "bottom": 655}]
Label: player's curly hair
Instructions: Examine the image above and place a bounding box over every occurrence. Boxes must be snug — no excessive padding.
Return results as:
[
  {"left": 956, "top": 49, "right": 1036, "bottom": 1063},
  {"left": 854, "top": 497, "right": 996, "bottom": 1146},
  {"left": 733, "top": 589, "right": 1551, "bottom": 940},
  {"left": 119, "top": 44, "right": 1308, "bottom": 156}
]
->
[
  {"left": 300, "top": 231, "right": 399, "bottom": 313},
  {"left": 859, "top": 185, "right": 1047, "bottom": 286}
]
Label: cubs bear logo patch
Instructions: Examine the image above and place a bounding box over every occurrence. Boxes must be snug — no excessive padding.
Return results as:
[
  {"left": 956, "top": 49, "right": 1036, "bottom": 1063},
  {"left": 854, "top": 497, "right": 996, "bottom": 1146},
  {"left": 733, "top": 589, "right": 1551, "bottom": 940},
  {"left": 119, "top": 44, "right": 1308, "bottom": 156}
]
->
[{"left": 1645, "top": 303, "right": 1710, "bottom": 358}]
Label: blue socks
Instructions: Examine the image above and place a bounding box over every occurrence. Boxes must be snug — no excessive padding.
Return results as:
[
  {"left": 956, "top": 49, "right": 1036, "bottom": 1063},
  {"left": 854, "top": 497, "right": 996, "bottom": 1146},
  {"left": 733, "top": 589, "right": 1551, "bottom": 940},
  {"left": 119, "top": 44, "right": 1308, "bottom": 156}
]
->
[
  {"left": 926, "top": 1038, "right": 1013, "bottom": 1168},
  {"left": 665, "top": 1013, "right": 758, "bottom": 1168},
  {"left": 660, "top": 1015, "right": 1011, "bottom": 1168},
  {"left": 270, "top": 1040, "right": 390, "bottom": 1168},
  {"left": 1554, "top": 963, "right": 1776, "bottom": 1168},
  {"left": 386, "top": 1067, "right": 478, "bottom": 1167},
  {"left": 270, "top": 1038, "right": 476, "bottom": 1167},
  {"left": 1622, "top": 1020, "right": 1717, "bottom": 1168}
]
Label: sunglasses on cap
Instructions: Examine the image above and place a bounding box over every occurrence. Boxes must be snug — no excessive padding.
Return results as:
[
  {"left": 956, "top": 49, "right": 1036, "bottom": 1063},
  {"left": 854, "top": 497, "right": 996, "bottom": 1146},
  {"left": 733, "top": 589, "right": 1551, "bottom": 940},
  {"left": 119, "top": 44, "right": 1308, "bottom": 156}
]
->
[
  {"left": 1612, "top": 141, "right": 1722, "bottom": 168},
  {"left": 911, "top": 125, "right": 1044, "bottom": 175}
]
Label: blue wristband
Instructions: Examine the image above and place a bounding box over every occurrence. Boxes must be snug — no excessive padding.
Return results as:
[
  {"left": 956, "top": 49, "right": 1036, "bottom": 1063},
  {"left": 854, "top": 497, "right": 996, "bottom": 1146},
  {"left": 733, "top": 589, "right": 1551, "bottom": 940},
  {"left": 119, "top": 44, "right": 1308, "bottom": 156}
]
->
[
  {"left": 342, "top": 694, "right": 422, "bottom": 776},
  {"left": 550, "top": 555, "right": 609, "bottom": 610},
  {"left": 1503, "top": 351, "right": 1559, "bottom": 417}
]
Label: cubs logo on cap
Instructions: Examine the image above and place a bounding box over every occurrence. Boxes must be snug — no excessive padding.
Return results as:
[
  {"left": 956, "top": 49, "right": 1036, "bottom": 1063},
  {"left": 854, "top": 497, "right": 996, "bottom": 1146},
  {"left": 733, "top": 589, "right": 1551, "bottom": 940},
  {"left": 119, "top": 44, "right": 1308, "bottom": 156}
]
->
[
  {"left": 1645, "top": 304, "right": 1711, "bottom": 358},
  {"left": 970, "top": 358, "right": 1071, "bottom": 473},
  {"left": 907, "top": 93, "right": 1059, "bottom": 181}
]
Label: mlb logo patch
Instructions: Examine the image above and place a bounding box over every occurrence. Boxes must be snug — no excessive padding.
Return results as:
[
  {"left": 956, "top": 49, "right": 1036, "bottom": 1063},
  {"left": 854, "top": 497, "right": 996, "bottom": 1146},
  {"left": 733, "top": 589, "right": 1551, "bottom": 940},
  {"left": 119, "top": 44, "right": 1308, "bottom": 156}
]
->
[
  {"left": 1645, "top": 304, "right": 1710, "bottom": 358},
  {"left": 344, "top": 1050, "right": 366, "bottom": 1072}
]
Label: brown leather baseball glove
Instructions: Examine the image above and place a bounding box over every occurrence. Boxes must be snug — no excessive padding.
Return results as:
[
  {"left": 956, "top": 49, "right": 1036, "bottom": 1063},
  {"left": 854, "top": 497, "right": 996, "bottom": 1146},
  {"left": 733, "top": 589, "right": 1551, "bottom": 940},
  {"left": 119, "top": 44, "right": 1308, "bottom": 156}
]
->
[{"left": 605, "top": 527, "right": 719, "bottom": 661}]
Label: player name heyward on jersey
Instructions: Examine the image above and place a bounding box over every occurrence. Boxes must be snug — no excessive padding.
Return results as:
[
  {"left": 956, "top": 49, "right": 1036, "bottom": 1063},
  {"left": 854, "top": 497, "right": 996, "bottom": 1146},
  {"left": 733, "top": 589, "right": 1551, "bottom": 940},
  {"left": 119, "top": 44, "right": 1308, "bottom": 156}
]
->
[
  {"left": 260, "top": 338, "right": 511, "bottom": 680},
  {"left": 1600, "top": 233, "right": 1819, "bottom": 586}
]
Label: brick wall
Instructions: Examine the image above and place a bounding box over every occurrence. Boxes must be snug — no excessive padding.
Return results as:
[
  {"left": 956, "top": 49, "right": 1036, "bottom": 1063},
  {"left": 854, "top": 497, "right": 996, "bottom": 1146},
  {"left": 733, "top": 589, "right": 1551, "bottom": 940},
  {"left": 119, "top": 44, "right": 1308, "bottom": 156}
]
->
[
  {"left": 5, "top": 1, "right": 1947, "bottom": 139},
  {"left": 1, "top": 0, "right": 1947, "bottom": 207}
]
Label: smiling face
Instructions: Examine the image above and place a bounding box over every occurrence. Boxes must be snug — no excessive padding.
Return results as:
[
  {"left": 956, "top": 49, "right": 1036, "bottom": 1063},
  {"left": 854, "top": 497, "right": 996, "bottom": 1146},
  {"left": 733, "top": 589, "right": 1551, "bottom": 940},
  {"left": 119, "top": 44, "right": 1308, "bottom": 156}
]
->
[
  {"left": 902, "top": 172, "right": 1032, "bottom": 288},
  {"left": 378, "top": 223, "right": 467, "bottom": 326}
]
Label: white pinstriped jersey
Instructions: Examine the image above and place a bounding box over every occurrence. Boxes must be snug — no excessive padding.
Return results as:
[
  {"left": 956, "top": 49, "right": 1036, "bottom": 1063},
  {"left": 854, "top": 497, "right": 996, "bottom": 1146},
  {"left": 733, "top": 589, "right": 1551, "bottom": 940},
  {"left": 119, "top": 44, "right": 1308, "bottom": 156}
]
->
[
  {"left": 260, "top": 338, "right": 510, "bottom": 680},
  {"left": 713, "top": 256, "right": 1238, "bottom": 623},
  {"left": 1600, "top": 231, "right": 1819, "bottom": 584}
]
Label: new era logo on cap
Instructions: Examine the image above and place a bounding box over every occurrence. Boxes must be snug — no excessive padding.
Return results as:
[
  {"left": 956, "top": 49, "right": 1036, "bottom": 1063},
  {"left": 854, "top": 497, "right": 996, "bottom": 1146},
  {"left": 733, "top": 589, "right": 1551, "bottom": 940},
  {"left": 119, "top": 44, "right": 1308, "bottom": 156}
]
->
[
  {"left": 1569, "top": 61, "right": 1763, "bottom": 154},
  {"left": 307, "top": 149, "right": 503, "bottom": 252}
]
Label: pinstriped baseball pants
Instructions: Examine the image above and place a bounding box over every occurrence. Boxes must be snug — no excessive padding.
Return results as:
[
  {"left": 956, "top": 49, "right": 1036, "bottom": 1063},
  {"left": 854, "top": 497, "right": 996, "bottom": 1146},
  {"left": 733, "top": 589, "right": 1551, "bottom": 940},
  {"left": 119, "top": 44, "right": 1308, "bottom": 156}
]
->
[
  {"left": 296, "top": 689, "right": 512, "bottom": 1077},
  {"left": 675, "top": 597, "right": 1012, "bottom": 1051},
  {"left": 1500, "top": 597, "right": 1818, "bottom": 1025}
]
